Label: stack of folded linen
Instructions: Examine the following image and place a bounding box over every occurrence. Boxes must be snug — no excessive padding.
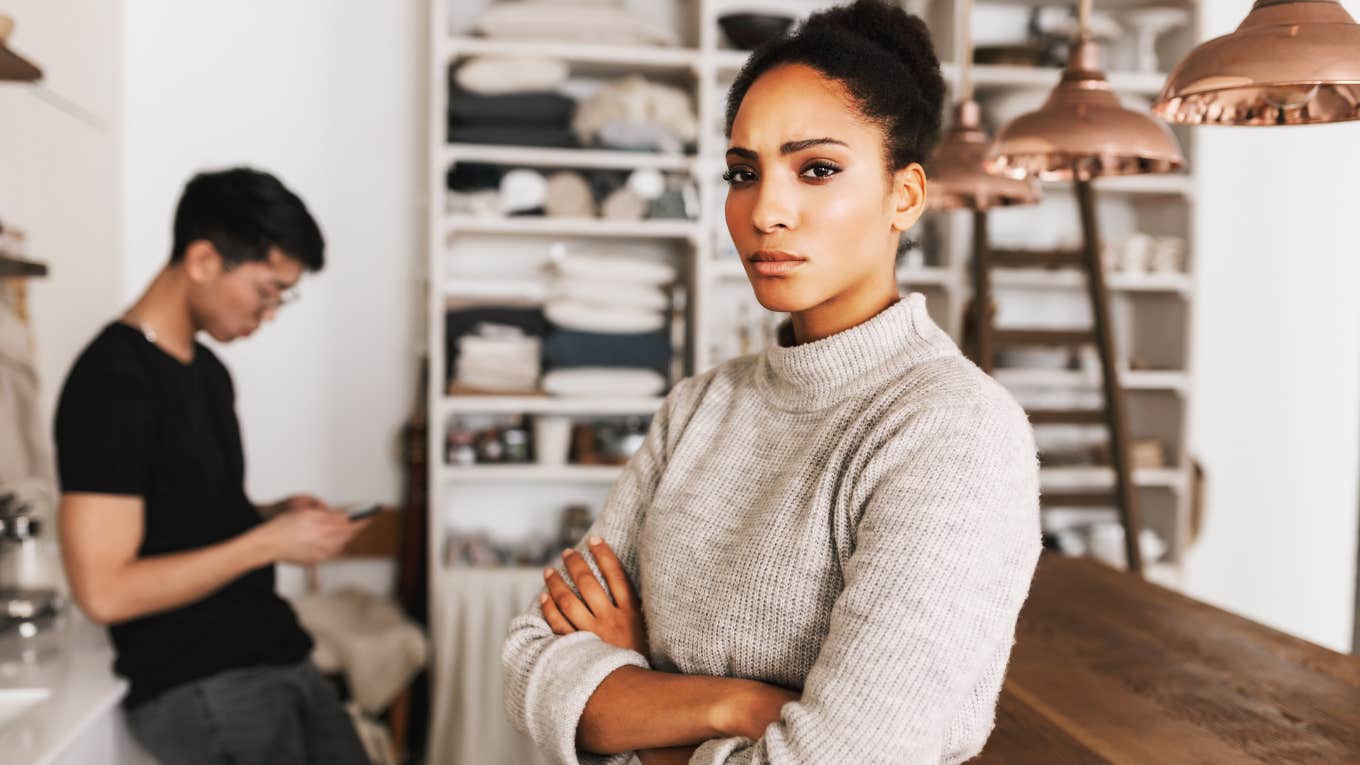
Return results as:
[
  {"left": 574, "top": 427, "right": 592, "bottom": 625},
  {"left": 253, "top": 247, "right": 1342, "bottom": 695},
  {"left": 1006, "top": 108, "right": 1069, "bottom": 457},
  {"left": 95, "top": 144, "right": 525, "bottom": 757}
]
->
[
  {"left": 448, "top": 56, "right": 577, "bottom": 148},
  {"left": 468, "top": 1, "right": 681, "bottom": 47},
  {"left": 445, "top": 301, "right": 548, "bottom": 394},
  {"left": 572, "top": 76, "right": 697, "bottom": 154},
  {"left": 541, "top": 252, "right": 676, "bottom": 397},
  {"left": 453, "top": 322, "right": 542, "bottom": 394}
]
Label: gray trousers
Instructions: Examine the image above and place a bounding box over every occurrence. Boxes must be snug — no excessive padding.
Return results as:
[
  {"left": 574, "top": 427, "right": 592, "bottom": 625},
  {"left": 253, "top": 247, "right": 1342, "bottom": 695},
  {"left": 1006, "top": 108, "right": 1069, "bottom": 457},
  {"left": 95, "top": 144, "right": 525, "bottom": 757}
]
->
[{"left": 126, "top": 660, "right": 370, "bottom": 765}]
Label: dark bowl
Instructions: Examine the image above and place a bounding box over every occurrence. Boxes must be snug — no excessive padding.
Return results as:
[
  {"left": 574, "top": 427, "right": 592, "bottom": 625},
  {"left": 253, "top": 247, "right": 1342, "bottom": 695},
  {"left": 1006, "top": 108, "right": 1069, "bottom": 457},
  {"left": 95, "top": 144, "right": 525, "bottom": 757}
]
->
[{"left": 718, "top": 13, "right": 795, "bottom": 51}]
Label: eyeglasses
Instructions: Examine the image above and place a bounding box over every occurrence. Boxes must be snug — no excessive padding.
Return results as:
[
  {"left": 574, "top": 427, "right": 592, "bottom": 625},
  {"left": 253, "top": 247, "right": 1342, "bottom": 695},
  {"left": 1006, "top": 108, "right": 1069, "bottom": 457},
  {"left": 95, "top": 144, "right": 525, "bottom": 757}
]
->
[{"left": 258, "top": 283, "right": 301, "bottom": 311}]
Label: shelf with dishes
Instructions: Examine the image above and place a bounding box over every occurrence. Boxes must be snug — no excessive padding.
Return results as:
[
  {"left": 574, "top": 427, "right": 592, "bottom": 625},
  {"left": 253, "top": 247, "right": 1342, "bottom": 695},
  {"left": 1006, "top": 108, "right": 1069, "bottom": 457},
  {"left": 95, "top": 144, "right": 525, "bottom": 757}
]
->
[{"left": 990, "top": 269, "right": 1192, "bottom": 295}]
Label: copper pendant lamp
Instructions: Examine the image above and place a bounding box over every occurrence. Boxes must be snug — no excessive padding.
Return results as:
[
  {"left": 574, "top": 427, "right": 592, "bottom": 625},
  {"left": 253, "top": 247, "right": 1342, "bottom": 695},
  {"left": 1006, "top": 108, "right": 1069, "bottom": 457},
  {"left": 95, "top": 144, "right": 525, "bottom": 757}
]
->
[
  {"left": 984, "top": 0, "right": 1184, "bottom": 181},
  {"left": 1154, "top": 0, "right": 1360, "bottom": 126},
  {"left": 926, "top": 0, "right": 1038, "bottom": 211}
]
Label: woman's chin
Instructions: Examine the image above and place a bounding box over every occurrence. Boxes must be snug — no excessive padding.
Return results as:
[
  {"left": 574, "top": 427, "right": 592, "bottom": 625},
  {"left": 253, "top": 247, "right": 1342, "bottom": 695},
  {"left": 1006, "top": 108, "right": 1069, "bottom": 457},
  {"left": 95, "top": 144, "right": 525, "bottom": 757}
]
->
[{"left": 749, "top": 280, "right": 819, "bottom": 314}]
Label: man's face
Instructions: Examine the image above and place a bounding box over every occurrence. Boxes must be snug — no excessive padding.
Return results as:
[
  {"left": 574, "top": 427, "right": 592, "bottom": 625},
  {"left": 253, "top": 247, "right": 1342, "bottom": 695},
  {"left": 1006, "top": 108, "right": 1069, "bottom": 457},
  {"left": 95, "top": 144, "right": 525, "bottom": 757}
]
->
[{"left": 186, "top": 243, "right": 303, "bottom": 343}]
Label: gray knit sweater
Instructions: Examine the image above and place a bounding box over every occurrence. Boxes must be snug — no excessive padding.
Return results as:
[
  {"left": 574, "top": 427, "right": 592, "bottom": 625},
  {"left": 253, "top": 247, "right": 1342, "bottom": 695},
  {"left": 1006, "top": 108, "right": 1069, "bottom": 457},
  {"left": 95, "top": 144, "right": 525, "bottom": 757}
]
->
[{"left": 503, "top": 293, "right": 1042, "bottom": 764}]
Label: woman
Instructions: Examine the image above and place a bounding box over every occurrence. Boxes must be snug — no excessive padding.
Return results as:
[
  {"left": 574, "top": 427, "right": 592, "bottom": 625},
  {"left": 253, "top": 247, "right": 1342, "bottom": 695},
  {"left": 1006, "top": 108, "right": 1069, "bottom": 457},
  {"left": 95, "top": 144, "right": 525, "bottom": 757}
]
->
[{"left": 502, "top": 2, "right": 1041, "bottom": 763}]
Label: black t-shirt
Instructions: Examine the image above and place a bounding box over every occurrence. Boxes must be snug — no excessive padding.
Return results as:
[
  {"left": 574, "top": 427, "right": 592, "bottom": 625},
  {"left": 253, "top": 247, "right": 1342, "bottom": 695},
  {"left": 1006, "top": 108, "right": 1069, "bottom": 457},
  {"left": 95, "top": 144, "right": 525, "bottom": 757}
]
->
[{"left": 54, "top": 322, "right": 311, "bottom": 708}]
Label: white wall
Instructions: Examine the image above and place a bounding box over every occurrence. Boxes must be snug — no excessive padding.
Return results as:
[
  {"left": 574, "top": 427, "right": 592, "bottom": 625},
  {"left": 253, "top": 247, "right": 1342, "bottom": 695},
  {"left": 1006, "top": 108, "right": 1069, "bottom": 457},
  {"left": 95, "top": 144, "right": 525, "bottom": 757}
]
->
[
  {"left": 1184, "top": 0, "right": 1360, "bottom": 652},
  {"left": 0, "top": 0, "right": 122, "bottom": 425},
  {"left": 120, "top": 1, "right": 425, "bottom": 508}
]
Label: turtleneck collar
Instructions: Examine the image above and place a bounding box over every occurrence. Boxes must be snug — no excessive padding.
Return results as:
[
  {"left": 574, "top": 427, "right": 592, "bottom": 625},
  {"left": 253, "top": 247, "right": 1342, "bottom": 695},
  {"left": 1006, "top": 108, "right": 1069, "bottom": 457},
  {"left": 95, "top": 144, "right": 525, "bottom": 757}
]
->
[{"left": 753, "top": 292, "right": 958, "bottom": 412}]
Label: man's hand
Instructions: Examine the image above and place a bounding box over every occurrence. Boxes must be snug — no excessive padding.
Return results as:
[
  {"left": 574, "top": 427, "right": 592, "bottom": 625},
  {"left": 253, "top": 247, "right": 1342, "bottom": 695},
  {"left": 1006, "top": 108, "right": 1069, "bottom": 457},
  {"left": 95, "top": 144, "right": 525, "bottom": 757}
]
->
[
  {"left": 258, "top": 507, "right": 366, "bottom": 565},
  {"left": 541, "top": 536, "right": 648, "bottom": 656},
  {"left": 257, "top": 493, "right": 327, "bottom": 520}
]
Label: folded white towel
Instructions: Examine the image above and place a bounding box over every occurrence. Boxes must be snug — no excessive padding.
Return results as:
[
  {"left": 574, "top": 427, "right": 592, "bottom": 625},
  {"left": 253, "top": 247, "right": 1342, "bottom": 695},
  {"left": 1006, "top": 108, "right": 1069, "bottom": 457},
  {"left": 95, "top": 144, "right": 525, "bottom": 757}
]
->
[
  {"left": 453, "top": 55, "right": 570, "bottom": 96},
  {"left": 550, "top": 278, "right": 668, "bottom": 312},
  {"left": 554, "top": 252, "right": 676, "bottom": 286},
  {"left": 542, "top": 367, "right": 667, "bottom": 397},
  {"left": 545, "top": 300, "right": 665, "bottom": 334},
  {"left": 473, "top": 3, "right": 680, "bottom": 46}
]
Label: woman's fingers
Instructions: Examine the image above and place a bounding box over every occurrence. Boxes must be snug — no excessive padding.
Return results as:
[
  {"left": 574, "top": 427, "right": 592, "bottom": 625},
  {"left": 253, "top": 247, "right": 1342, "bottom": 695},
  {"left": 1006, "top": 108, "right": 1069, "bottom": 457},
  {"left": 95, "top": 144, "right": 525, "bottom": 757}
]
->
[
  {"left": 540, "top": 592, "right": 575, "bottom": 635},
  {"left": 561, "top": 548, "right": 613, "bottom": 615},
  {"left": 588, "top": 536, "right": 637, "bottom": 609},
  {"left": 544, "top": 566, "right": 594, "bottom": 628}
]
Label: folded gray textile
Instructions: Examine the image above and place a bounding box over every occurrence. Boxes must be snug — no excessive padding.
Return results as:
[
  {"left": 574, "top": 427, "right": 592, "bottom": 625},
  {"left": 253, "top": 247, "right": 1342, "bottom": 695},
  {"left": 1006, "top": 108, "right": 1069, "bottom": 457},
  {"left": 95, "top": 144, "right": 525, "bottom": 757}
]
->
[
  {"left": 448, "top": 123, "right": 579, "bottom": 148},
  {"left": 448, "top": 90, "right": 576, "bottom": 126},
  {"left": 544, "top": 328, "right": 671, "bottom": 373}
]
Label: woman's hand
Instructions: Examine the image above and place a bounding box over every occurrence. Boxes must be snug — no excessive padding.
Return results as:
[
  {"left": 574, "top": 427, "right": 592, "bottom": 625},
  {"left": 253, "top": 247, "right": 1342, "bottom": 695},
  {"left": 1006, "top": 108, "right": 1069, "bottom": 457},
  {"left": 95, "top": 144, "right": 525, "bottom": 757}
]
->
[{"left": 541, "top": 536, "right": 648, "bottom": 656}]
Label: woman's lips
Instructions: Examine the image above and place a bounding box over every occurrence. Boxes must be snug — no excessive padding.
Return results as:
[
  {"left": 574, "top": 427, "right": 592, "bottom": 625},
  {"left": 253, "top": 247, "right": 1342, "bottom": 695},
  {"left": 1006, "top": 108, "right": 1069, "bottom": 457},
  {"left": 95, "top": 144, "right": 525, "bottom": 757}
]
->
[
  {"left": 749, "top": 250, "right": 807, "bottom": 277},
  {"left": 750, "top": 259, "right": 806, "bottom": 276}
]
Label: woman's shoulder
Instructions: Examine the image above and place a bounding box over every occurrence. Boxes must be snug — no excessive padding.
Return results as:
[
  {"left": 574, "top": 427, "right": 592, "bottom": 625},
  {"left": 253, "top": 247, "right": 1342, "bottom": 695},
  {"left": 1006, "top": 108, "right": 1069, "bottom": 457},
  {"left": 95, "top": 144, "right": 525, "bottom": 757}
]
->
[{"left": 872, "top": 351, "right": 1031, "bottom": 442}]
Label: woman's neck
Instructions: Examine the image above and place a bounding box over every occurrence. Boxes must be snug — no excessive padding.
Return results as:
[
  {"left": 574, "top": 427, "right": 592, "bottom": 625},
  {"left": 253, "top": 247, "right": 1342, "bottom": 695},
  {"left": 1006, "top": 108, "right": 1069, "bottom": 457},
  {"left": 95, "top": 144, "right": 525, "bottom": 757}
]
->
[{"left": 787, "top": 276, "right": 901, "bottom": 346}]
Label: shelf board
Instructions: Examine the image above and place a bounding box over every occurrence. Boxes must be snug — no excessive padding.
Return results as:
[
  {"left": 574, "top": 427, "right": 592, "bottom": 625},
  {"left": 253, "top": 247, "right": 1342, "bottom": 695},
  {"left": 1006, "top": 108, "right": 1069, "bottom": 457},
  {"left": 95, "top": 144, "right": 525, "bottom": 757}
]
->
[
  {"left": 446, "top": 215, "right": 699, "bottom": 240},
  {"left": 1041, "top": 174, "right": 1194, "bottom": 198},
  {"left": 445, "top": 36, "right": 700, "bottom": 72},
  {"left": 0, "top": 252, "right": 48, "bottom": 278},
  {"left": 442, "top": 464, "right": 623, "bottom": 484},
  {"left": 992, "top": 368, "right": 1189, "bottom": 393},
  {"left": 949, "top": 62, "right": 1170, "bottom": 96},
  {"left": 1041, "top": 466, "right": 1186, "bottom": 490},
  {"left": 443, "top": 144, "right": 697, "bottom": 172},
  {"left": 709, "top": 258, "right": 952, "bottom": 286},
  {"left": 0, "top": 42, "right": 41, "bottom": 82},
  {"left": 991, "top": 269, "right": 1192, "bottom": 295},
  {"left": 441, "top": 395, "right": 664, "bottom": 416}
]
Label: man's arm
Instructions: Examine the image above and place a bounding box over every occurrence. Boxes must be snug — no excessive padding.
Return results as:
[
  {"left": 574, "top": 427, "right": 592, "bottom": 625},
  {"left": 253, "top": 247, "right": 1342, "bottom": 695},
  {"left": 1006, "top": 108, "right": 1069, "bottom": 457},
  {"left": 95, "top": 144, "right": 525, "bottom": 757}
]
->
[{"left": 60, "top": 492, "right": 360, "bottom": 625}]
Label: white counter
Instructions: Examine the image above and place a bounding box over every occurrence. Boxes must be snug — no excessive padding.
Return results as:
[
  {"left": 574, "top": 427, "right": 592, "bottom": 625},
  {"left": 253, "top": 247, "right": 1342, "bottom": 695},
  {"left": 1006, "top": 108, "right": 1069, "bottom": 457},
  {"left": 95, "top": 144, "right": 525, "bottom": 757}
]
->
[{"left": 0, "top": 613, "right": 150, "bottom": 765}]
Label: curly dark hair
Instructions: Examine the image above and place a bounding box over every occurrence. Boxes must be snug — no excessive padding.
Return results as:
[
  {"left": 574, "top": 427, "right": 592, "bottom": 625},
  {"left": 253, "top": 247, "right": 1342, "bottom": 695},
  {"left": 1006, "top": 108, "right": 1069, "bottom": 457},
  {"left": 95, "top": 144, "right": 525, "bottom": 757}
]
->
[{"left": 723, "top": 0, "right": 946, "bottom": 175}]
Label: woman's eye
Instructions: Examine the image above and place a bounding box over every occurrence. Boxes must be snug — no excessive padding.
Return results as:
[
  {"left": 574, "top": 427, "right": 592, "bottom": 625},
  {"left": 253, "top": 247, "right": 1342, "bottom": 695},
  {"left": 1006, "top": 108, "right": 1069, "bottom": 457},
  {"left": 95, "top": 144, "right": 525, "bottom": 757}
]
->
[
  {"left": 722, "top": 168, "right": 755, "bottom": 185},
  {"left": 802, "top": 163, "right": 840, "bottom": 180}
]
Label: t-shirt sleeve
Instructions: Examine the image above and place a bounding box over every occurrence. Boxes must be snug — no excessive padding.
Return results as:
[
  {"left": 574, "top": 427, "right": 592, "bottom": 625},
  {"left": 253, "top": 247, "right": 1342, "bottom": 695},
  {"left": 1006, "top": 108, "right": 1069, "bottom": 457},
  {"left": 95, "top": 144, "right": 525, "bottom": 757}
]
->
[{"left": 54, "top": 360, "right": 155, "bottom": 497}]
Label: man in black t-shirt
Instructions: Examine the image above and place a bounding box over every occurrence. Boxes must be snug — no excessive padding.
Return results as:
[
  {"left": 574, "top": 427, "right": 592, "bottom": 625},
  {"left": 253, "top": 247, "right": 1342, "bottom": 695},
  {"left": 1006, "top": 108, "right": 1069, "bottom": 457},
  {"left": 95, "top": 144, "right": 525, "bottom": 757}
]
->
[{"left": 54, "top": 168, "right": 370, "bottom": 764}]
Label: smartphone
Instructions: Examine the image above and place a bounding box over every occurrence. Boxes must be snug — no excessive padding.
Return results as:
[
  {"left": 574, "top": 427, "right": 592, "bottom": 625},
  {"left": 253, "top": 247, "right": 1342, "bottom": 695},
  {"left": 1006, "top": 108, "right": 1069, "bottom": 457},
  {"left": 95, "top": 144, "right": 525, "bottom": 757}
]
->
[{"left": 345, "top": 503, "right": 381, "bottom": 522}]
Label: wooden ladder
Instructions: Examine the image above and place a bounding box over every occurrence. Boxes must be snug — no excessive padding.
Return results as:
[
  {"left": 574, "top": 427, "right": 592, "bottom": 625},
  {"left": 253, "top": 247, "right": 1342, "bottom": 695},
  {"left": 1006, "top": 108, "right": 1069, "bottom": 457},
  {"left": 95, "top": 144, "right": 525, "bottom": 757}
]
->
[{"left": 965, "top": 181, "right": 1144, "bottom": 575}]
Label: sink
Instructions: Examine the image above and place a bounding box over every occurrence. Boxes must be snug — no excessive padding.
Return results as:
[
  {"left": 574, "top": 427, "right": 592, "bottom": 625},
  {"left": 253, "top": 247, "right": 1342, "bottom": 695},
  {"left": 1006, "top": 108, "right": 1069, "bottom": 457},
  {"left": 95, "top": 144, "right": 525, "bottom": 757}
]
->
[{"left": 0, "top": 688, "right": 50, "bottom": 727}]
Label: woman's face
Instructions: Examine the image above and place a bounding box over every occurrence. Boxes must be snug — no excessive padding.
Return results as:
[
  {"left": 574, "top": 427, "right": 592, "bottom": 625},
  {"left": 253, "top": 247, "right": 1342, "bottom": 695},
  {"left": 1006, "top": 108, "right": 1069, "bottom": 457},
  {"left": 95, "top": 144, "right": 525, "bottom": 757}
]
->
[{"left": 724, "top": 64, "right": 926, "bottom": 315}]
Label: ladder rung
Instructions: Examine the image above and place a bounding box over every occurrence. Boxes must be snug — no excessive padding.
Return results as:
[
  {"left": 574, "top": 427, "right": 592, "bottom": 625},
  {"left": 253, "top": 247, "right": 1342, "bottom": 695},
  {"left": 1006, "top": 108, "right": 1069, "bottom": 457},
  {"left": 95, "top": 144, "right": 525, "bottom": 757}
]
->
[
  {"left": 1028, "top": 409, "right": 1107, "bottom": 425},
  {"left": 993, "top": 329, "right": 1095, "bottom": 347},
  {"left": 988, "top": 249, "right": 1084, "bottom": 268},
  {"left": 1041, "top": 491, "right": 1115, "bottom": 507}
]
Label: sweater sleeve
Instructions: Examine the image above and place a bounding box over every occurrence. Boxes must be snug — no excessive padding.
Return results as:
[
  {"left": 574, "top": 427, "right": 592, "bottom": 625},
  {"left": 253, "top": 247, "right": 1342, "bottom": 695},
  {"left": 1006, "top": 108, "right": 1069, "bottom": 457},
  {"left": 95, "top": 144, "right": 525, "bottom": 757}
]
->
[
  {"left": 690, "top": 390, "right": 1042, "bottom": 765},
  {"left": 502, "top": 380, "right": 685, "bottom": 765}
]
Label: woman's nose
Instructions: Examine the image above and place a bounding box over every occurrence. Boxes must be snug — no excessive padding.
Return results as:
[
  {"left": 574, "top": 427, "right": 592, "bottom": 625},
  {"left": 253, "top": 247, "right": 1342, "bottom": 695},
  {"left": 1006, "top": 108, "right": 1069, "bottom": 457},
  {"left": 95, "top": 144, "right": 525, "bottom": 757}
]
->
[{"left": 750, "top": 177, "right": 796, "bottom": 233}]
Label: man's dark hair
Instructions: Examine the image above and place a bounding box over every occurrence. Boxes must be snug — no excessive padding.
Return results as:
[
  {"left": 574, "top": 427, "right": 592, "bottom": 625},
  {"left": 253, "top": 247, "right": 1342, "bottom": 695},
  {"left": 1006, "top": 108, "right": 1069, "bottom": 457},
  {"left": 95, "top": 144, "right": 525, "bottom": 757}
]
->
[
  {"left": 724, "top": 0, "right": 946, "bottom": 175},
  {"left": 170, "top": 167, "right": 325, "bottom": 271}
]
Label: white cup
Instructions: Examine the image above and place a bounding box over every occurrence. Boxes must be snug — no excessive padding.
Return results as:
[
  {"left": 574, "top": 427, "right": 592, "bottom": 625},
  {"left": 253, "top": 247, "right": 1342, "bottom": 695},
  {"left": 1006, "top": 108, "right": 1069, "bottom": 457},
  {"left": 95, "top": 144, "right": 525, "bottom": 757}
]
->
[{"left": 533, "top": 416, "right": 572, "bottom": 466}]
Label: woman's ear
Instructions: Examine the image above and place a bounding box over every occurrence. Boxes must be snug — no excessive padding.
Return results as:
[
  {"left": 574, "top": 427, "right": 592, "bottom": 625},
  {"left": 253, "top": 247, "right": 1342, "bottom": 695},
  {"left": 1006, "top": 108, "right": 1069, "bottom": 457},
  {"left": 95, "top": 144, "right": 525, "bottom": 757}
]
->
[
  {"left": 890, "top": 163, "right": 927, "bottom": 234},
  {"left": 182, "top": 240, "right": 223, "bottom": 285}
]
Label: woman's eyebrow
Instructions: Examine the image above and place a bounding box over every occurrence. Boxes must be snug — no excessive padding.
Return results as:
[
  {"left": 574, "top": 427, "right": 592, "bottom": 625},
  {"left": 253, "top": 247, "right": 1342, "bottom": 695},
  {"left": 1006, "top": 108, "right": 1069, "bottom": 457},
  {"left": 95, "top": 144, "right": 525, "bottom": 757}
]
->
[{"left": 725, "top": 137, "right": 849, "bottom": 160}]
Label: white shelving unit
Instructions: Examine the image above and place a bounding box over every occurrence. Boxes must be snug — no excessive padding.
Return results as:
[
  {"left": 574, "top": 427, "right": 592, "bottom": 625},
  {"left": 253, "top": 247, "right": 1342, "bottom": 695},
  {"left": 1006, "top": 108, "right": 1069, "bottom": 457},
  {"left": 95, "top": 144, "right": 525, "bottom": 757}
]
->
[{"left": 426, "top": 0, "right": 1202, "bottom": 585}]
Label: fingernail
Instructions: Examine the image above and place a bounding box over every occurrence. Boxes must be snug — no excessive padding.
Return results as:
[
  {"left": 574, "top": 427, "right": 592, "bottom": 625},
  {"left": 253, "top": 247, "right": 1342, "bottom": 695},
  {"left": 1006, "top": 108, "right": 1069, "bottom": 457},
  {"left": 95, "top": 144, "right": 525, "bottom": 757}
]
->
[
  {"left": 542, "top": 567, "right": 554, "bottom": 580},
  {"left": 588, "top": 536, "right": 602, "bottom": 546},
  {"left": 561, "top": 548, "right": 575, "bottom": 559},
  {"left": 539, "top": 593, "right": 548, "bottom": 604}
]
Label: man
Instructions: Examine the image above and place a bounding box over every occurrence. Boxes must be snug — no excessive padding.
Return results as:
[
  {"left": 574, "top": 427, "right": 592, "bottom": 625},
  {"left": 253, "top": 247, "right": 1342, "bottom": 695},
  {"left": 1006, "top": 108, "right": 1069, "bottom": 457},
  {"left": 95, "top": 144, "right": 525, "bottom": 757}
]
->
[{"left": 54, "top": 167, "right": 370, "bottom": 764}]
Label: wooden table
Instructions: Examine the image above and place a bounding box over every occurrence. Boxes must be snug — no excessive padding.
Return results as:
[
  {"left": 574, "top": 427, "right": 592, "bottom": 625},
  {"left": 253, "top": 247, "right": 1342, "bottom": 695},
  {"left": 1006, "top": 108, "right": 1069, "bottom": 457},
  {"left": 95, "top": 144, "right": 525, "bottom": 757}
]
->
[{"left": 974, "top": 555, "right": 1360, "bottom": 764}]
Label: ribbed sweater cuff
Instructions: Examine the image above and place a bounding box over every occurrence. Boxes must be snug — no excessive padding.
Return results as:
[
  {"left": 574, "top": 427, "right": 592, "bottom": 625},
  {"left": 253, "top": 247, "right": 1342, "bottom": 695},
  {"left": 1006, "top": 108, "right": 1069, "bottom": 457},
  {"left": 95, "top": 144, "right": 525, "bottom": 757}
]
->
[{"left": 524, "top": 631, "right": 650, "bottom": 765}]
